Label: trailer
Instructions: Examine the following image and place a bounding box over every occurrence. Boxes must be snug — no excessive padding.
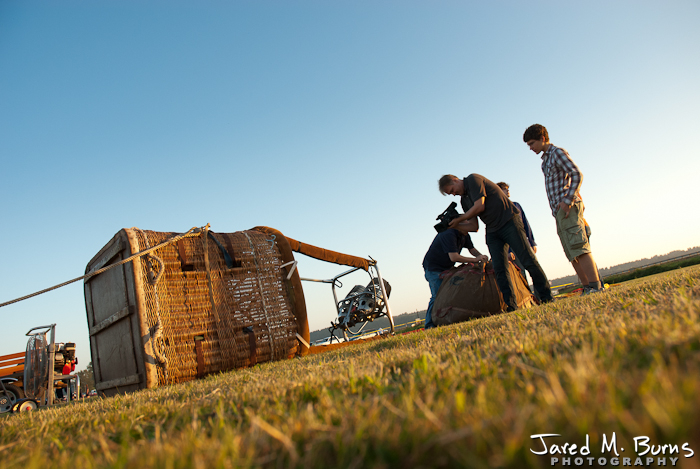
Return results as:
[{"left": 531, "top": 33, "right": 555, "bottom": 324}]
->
[
  {"left": 1, "top": 324, "right": 80, "bottom": 413},
  {"left": 0, "top": 352, "right": 25, "bottom": 412}
]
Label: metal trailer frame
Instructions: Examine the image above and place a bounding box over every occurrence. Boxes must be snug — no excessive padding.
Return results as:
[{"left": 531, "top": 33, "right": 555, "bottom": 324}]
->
[
  {"left": 299, "top": 260, "right": 394, "bottom": 341},
  {"left": 10, "top": 324, "right": 81, "bottom": 412},
  {"left": 0, "top": 353, "right": 25, "bottom": 413},
  {"left": 0, "top": 380, "right": 17, "bottom": 413}
]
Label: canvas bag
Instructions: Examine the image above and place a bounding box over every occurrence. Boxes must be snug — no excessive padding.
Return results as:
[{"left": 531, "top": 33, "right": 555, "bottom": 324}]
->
[{"left": 432, "top": 261, "right": 535, "bottom": 326}]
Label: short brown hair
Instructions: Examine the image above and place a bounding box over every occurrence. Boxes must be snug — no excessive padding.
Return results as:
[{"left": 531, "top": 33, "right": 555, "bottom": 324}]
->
[
  {"left": 497, "top": 182, "right": 509, "bottom": 191},
  {"left": 438, "top": 174, "right": 460, "bottom": 195},
  {"left": 523, "top": 124, "right": 549, "bottom": 143}
]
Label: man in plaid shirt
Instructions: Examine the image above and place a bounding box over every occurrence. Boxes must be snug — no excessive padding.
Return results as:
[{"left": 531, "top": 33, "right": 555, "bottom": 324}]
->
[{"left": 523, "top": 124, "right": 603, "bottom": 294}]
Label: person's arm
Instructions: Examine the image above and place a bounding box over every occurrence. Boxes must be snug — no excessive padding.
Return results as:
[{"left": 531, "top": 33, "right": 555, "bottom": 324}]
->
[
  {"left": 448, "top": 252, "right": 487, "bottom": 264},
  {"left": 468, "top": 247, "right": 489, "bottom": 262},
  {"left": 554, "top": 148, "right": 583, "bottom": 217},
  {"left": 518, "top": 206, "right": 536, "bottom": 248},
  {"left": 448, "top": 197, "right": 485, "bottom": 228}
]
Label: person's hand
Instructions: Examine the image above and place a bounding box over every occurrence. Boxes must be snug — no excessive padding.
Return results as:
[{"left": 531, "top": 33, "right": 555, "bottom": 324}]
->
[
  {"left": 477, "top": 254, "right": 489, "bottom": 263},
  {"left": 558, "top": 201, "right": 572, "bottom": 218},
  {"left": 509, "top": 252, "right": 516, "bottom": 261},
  {"left": 533, "top": 246, "right": 537, "bottom": 254},
  {"left": 448, "top": 217, "right": 461, "bottom": 229}
]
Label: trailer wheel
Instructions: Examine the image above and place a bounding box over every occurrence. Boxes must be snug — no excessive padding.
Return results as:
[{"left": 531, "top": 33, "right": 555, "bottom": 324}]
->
[
  {"left": 11, "top": 399, "right": 38, "bottom": 413},
  {"left": 0, "top": 393, "right": 11, "bottom": 413},
  {"left": 0, "top": 384, "right": 24, "bottom": 413}
]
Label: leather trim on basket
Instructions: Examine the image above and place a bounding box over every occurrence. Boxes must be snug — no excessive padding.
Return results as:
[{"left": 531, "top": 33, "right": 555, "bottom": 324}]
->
[
  {"left": 194, "top": 336, "right": 205, "bottom": 378},
  {"left": 243, "top": 327, "right": 257, "bottom": 366},
  {"left": 177, "top": 240, "right": 194, "bottom": 271}
]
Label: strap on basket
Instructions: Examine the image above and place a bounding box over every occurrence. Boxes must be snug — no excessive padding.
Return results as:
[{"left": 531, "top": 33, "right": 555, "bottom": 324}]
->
[
  {"left": 194, "top": 336, "right": 205, "bottom": 378},
  {"left": 207, "top": 232, "right": 238, "bottom": 268},
  {"left": 243, "top": 326, "right": 257, "bottom": 367}
]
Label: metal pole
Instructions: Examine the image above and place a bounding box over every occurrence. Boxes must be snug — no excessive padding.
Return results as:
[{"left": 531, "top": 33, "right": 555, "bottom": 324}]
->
[
  {"left": 330, "top": 279, "right": 341, "bottom": 316},
  {"left": 46, "top": 324, "right": 56, "bottom": 406},
  {"left": 373, "top": 263, "right": 395, "bottom": 333}
]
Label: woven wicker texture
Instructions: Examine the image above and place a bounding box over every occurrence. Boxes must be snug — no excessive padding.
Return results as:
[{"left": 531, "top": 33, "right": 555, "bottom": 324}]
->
[{"left": 130, "top": 228, "right": 300, "bottom": 386}]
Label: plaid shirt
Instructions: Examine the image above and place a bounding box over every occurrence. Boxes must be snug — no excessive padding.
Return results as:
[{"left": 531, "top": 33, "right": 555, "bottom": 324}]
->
[{"left": 541, "top": 144, "right": 582, "bottom": 217}]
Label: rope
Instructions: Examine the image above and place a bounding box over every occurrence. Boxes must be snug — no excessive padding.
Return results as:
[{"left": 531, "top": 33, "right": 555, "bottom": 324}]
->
[
  {"left": 202, "top": 225, "right": 221, "bottom": 324},
  {"left": 134, "top": 228, "right": 169, "bottom": 379},
  {"left": 151, "top": 318, "right": 169, "bottom": 368},
  {"left": 201, "top": 225, "right": 230, "bottom": 370},
  {"left": 0, "top": 225, "right": 208, "bottom": 309}
]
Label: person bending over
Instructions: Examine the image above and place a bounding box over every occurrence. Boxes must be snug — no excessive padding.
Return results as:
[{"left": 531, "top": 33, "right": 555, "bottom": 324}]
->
[
  {"left": 422, "top": 219, "right": 488, "bottom": 329},
  {"left": 439, "top": 174, "right": 553, "bottom": 310}
]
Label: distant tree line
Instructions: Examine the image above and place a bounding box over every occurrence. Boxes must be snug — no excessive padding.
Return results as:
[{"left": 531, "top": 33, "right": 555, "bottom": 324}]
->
[
  {"left": 603, "top": 255, "right": 700, "bottom": 284},
  {"left": 77, "top": 362, "right": 95, "bottom": 393},
  {"left": 550, "top": 246, "right": 700, "bottom": 287}
]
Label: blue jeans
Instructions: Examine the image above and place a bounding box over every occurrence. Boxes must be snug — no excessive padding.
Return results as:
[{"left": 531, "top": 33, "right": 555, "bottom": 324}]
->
[
  {"left": 424, "top": 269, "right": 443, "bottom": 329},
  {"left": 486, "top": 216, "right": 552, "bottom": 310}
]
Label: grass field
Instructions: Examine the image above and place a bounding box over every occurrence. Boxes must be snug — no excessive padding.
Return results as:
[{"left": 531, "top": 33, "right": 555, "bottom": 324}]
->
[{"left": 2, "top": 265, "right": 700, "bottom": 468}]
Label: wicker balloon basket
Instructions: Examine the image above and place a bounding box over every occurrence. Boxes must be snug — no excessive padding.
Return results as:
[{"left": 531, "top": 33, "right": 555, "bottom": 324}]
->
[{"left": 84, "top": 225, "right": 309, "bottom": 396}]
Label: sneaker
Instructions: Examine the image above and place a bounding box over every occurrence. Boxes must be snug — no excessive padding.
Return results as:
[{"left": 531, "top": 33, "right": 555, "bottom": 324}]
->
[{"left": 581, "top": 286, "right": 604, "bottom": 295}]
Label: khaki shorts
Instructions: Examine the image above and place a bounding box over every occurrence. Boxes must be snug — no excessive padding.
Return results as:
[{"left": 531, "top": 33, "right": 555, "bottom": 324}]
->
[{"left": 556, "top": 201, "right": 591, "bottom": 262}]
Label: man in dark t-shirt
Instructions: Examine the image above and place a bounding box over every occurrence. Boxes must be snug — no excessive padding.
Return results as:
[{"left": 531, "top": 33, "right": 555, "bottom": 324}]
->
[
  {"left": 438, "top": 174, "right": 553, "bottom": 310},
  {"left": 422, "top": 220, "right": 488, "bottom": 329}
]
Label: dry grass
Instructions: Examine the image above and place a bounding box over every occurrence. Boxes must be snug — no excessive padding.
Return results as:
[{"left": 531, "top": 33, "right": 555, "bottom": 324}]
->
[{"left": 2, "top": 265, "right": 700, "bottom": 468}]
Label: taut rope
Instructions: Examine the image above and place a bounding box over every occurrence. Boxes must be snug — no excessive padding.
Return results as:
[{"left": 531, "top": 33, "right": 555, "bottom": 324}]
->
[{"left": 0, "top": 225, "right": 209, "bottom": 309}]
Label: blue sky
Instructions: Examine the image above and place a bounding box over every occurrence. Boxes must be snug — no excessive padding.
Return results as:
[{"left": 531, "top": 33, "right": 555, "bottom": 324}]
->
[{"left": 1, "top": 1, "right": 699, "bottom": 370}]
